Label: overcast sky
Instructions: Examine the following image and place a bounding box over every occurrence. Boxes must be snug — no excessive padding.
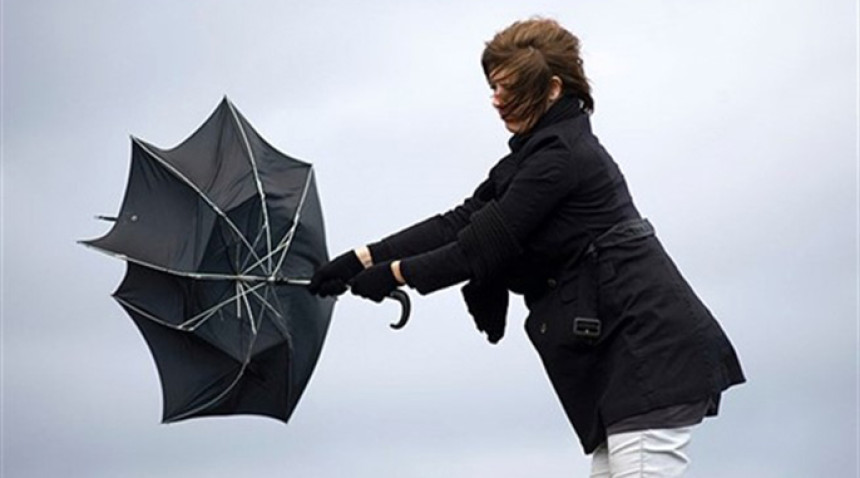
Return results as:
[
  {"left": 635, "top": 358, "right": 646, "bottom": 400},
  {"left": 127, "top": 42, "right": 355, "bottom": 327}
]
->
[{"left": 2, "top": 1, "right": 858, "bottom": 477}]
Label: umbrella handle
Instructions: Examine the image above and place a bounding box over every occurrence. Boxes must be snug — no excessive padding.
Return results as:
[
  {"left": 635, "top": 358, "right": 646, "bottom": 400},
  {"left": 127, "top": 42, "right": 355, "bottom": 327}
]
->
[{"left": 387, "top": 289, "right": 411, "bottom": 330}]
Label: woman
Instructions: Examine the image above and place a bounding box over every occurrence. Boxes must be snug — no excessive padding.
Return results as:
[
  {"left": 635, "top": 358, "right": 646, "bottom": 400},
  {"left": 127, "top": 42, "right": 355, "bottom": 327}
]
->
[{"left": 309, "top": 17, "right": 744, "bottom": 477}]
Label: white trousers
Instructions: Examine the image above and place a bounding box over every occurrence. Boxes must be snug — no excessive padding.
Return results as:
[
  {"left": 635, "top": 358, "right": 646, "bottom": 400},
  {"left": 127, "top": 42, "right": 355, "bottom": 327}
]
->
[{"left": 589, "top": 427, "right": 692, "bottom": 478}]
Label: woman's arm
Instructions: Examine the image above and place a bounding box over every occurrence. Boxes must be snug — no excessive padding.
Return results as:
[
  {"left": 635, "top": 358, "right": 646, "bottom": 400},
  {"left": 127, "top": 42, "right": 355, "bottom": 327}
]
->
[
  {"left": 399, "top": 138, "right": 578, "bottom": 293},
  {"left": 365, "top": 178, "right": 493, "bottom": 263}
]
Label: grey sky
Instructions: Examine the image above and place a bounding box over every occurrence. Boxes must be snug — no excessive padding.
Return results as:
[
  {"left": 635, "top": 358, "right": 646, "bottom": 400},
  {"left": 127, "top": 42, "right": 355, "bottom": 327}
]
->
[{"left": 2, "top": 1, "right": 857, "bottom": 477}]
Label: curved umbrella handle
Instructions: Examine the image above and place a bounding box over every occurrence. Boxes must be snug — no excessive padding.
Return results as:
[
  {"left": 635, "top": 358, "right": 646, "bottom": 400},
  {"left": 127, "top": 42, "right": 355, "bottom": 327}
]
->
[{"left": 387, "top": 289, "right": 411, "bottom": 330}]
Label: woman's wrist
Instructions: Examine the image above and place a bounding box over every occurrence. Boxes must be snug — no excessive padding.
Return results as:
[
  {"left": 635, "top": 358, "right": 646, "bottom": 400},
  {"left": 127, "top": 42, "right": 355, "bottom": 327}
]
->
[
  {"left": 391, "top": 260, "right": 406, "bottom": 285},
  {"left": 354, "top": 246, "right": 374, "bottom": 269}
]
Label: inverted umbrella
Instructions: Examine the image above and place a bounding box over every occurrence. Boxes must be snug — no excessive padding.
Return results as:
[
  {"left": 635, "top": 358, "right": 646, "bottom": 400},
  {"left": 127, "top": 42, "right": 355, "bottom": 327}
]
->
[{"left": 82, "top": 97, "right": 407, "bottom": 424}]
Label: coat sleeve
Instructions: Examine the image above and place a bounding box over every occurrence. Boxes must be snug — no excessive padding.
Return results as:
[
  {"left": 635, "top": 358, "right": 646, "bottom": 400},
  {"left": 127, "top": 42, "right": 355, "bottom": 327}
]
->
[
  {"left": 366, "top": 178, "right": 493, "bottom": 263},
  {"left": 402, "top": 136, "right": 580, "bottom": 294}
]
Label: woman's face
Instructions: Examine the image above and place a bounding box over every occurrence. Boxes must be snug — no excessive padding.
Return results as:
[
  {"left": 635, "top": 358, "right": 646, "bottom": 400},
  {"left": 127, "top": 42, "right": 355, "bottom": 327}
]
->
[
  {"left": 489, "top": 69, "right": 562, "bottom": 134},
  {"left": 488, "top": 71, "right": 527, "bottom": 133}
]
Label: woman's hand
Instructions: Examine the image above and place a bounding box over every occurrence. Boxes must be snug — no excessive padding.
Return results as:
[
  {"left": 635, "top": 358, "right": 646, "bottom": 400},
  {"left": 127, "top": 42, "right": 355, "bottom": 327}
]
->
[
  {"left": 350, "top": 261, "right": 404, "bottom": 302},
  {"left": 308, "top": 250, "right": 365, "bottom": 297}
]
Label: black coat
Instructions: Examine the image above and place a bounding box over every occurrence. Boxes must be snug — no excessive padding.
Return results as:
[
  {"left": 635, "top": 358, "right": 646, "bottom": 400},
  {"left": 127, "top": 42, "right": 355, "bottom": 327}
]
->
[{"left": 369, "top": 97, "right": 745, "bottom": 453}]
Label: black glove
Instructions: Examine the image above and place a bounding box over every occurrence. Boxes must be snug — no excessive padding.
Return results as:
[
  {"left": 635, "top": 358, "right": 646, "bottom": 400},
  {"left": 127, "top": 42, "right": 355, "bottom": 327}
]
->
[
  {"left": 350, "top": 261, "right": 400, "bottom": 303},
  {"left": 308, "top": 250, "right": 364, "bottom": 297},
  {"left": 462, "top": 280, "right": 508, "bottom": 344}
]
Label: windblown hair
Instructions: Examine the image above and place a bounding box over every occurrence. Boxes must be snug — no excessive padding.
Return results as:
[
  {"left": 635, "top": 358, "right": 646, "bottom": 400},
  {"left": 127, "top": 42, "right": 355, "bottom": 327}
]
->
[{"left": 482, "top": 18, "right": 594, "bottom": 130}]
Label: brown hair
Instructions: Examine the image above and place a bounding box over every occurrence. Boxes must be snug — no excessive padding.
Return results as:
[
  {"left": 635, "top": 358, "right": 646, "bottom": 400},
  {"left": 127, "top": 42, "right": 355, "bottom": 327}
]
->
[{"left": 482, "top": 18, "right": 594, "bottom": 130}]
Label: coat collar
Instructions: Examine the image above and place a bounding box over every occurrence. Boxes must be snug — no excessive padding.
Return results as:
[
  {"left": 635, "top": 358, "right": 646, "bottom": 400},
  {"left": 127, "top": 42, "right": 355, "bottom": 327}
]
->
[{"left": 507, "top": 94, "right": 585, "bottom": 153}]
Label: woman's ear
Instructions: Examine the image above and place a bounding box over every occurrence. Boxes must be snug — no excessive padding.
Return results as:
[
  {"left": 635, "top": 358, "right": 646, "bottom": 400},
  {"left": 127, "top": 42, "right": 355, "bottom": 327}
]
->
[{"left": 549, "top": 75, "right": 563, "bottom": 102}]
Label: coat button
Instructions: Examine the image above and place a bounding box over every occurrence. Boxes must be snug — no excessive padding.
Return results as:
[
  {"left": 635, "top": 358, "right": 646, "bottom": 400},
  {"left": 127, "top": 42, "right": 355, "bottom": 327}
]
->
[
  {"left": 547, "top": 278, "right": 558, "bottom": 288},
  {"left": 539, "top": 323, "right": 547, "bottom": 334}
]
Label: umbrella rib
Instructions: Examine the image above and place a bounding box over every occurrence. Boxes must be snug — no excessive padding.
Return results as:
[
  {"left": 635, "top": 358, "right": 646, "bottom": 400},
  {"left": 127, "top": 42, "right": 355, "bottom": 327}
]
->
[
  {"left": 184, "top": 282, "right": 268, "bottom": 330},
  {"left": 80, "top": 241, "right": 319, "bottom": 286},
  {"left": 233, "top": 194, "right": 268, "bottom": 276},
  {"left": 272, "top": 167, "right": 315, "bottom": 277},
  {"left": 235, "top": 281, "right": 242, "bottom": 319},
  {"left": 132, "top": 137, "right": 266, "bottom": 270},
  {"left": 118, "top": 290, "right": 260, "bottom": 424},
  {"left": 184, "top": 307, "right": 222, "bottom": 332},
  {"left": 242, "top": 229, "right": 292, "bottom": 277},
  {"left": 114, "top": 296, "right": 187, "bottom": 330},
  {"left": 165, "top": 299, "right": 266, "bottom": 423},
  {"left": 237, "top": 282, "right": 258, "bottom": 336},
  {"left": 251, "top": 288, "right": 270, "bottom": 347},
  {"left": 79, "top": 242, "right": 305, "bottom": 283},
  {"left": 113, "top": 282, "right": 267, "bottom": 331},
  {"left": 247, "top": 285, "right": 283, "bottom": 319},
  {"left": 239, "top": 223, "right": 270, "bottom": 274},
  {"left": 226, "top": 99, "right": 274, "bottom": 274},
  {"left": 258, "top": 285, "right": 293, "bottom": 339},
  {"left": 166, "top": 359, "right": 252, "bottom": 424}
]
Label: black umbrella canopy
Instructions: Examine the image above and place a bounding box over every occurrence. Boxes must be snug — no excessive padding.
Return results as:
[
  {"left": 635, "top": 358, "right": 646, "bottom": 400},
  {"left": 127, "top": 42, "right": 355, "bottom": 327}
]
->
[{"left": 82, "top": 97, "right": 335, "bottom": 423}]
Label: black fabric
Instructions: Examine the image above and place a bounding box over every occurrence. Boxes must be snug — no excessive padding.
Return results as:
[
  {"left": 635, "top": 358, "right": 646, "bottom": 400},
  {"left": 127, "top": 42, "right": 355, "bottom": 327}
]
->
[
  {"left": 83, "top": 98, "right": 335, "bottom": 424},
  {"left": 457, "top": 201, "right": 523, "bottom": 282},
  {"left": 367, "top": 178, "right": 497, "bottom": 263},
  {"left": 605, "top": 397, "right": 717, "bottom": 436},
  {"left": 367, "top": 215, "right": 451, "bottom": 263},
  {"left": 350, "top": 261, "right": 400, "bottom": 303},
  {"left": 462, "top": 280, "right": 508, "bottom": 344},
  {"left": 308, "top": 250, "right": 364, "bottom": 297},
  {"left": 399, "top": 241, "right": 471, "bottom": 294},
  {"left": 398, "top": 200, "right": 522, "bottom": 294},
  {"left": 575, "top": 218, "right": 656, "bottom": 321},
  {"left": 589, "top": 217, "right": 656, "bottom": 252},
  {"left": 507, "top": 93, "right": 583, "bottom": 153}
]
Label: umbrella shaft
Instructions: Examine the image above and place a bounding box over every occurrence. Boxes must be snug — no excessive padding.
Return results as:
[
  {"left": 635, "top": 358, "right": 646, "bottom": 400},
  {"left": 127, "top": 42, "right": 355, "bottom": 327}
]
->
[
  {"left": 235, "top": 275, "right": 309, "bottom": 285},
  {"left": 184, "top": 273, "right": 310, "bottom": 285}
]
